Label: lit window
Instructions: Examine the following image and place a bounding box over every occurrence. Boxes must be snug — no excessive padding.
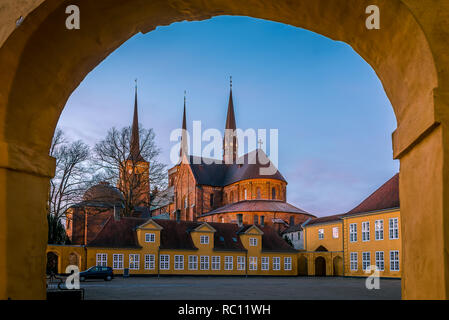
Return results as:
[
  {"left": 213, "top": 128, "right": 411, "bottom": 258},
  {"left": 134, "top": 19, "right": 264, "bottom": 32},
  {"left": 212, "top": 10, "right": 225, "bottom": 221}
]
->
[
  {"left": 200, "top": 235, "right": 209, "bottom": 244},
  {"left": 249, "top": 257, "right": 257, "bottom": 270},
  {"left": 96, "top": 253, "right": 107, "bottom": 267},
  {"left": 174, "top": 255, "right": 184, "bottom": 270},
  {"left": 390, "top": 250, "right": 400, "bottom": 271},
  {"left": 362, "top": 252, "right": 371, "bottom": 271},
  {"left": 113, "top": 254, "right": 123, "bottom": 270},
  {"left": 200, "top": 256, "right": 209, "bottom": 270},
  {"left": 244, "top": 189, "right": 248, "bottom": 200},
  {"left": 224, "top": 256, "right": 233, "bottom": 270},
  {"left": 332, "top": 227, "right": 339, "bottom": 239},
  {"left": 318, "top": 229, "right": 324, "bottom": 240},
  {"left": 145, "top": 233, "right": 155, "bottom": 243},
  {"left": 188, "top": 255, "right": 198, "bottom": 270},
  {"left": 211, "top": 256, "right": 220, "bottom": 270},
  {"left": 375, "top": 251, "right": 384, "bottom": 271},
  {"left": 184, "top": 196, "right": 188, "bottom": 208},
  {"left": 261, "top": 257, "right": 269, "bottom": 271},
  {"left": 389, "top": 218, "right": 399, "bottom": 240},
  {"left": 349, "top": 223, "right": 357, "bottom": 242},
  {"left": 350, "top": 252, "right": 358, "bottom": 271},
  {"left": 284, "top": 257, "right": 292, "bottom": 270},
  {"left": 362, "top": 222, "right": 370, "bottom": 241},
  {"left": 144, "top": 254, "right": 155, "bottom": 270},
  {"left": 273, "top": 257, "right": 281, "bottom": 271},
  {"left": 160, "top": 254, "right": 170, "bottom": 270},
  {"left": 249, "top": 237, "right": 258, "bottom": 246},
  {"left": 237, "top": 256, "right": 245, "bottom": 270},
  {"left": 375, "top": 220, "right": 384, "bottom": 240},
  {"left": 129, "top": 254, "right": 140, "bottom": 270}
]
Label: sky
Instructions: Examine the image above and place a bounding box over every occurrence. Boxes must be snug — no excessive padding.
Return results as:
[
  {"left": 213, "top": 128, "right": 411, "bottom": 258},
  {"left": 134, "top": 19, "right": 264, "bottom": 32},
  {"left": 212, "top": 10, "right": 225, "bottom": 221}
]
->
[{"left": 58, "top": 16, "right": 399, "bottom": 217}]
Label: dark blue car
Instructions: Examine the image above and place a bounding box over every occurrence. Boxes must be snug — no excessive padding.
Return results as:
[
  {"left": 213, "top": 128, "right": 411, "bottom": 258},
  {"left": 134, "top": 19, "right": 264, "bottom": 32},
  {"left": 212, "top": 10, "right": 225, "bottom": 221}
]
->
[{"left": 79, "top": 266, "right": 114, "bottom": 281}]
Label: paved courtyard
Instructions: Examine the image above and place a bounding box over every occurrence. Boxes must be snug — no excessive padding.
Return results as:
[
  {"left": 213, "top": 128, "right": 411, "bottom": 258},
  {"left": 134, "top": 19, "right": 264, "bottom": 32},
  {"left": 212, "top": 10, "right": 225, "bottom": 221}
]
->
[{"left": 80, "top": 276, "right": 401, "bottom": 300}]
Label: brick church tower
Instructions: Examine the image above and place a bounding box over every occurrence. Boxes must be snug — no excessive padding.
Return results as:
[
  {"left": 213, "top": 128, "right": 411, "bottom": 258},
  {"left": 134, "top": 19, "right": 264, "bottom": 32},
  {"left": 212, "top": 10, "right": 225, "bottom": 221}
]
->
[{"left": 118, "top": 81, "right": 150, "bottom": 206}]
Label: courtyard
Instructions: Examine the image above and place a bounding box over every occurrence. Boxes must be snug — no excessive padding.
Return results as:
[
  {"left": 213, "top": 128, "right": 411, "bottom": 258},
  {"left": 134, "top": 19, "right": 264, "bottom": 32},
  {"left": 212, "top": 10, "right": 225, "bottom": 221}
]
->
[{"left": 80, "top": 276, "right": 401, "bottom": 300}]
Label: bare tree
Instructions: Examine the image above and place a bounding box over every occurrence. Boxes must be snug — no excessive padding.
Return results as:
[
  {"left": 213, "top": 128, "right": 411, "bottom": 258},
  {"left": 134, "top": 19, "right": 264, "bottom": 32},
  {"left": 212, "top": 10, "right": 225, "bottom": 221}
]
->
[
  {"left": 47, "top": 128, "right": 91, "bottom": 244},
  {"left": 93, "top": 126, "right": 167, "bottom": 215}
]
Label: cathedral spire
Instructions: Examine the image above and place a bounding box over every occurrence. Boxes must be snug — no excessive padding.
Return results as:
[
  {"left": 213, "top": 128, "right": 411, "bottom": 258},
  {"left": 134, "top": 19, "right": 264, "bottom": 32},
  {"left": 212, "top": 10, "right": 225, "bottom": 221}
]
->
[
  {"left": 129, "top": 79, "right": 145, "bottom": 162},
  {"left": 223, "top": 76, "right": 238, "bottom": 163},
  {"left": 180, "top": 90, "right": 188, "bottom": 158}
]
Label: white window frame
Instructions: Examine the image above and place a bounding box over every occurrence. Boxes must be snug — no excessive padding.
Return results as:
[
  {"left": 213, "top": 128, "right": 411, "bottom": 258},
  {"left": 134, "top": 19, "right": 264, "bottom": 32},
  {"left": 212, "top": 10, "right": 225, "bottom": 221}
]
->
[
  {"left": 237, "top": 256, "right": 245, "bottom": 270},
  {"left": 200, "top": 256, "right": 209, "bottom": 270},
  {"left": 284, "top": 257, "right": 292, "bottom": 271},
  {"left": 129, "top": 254, "right": 140, "bottom": 270},
  {"left": 362, "top": 252, "right": 371, "bottom": 271},
  {"left": 144, "top": 254, "right": 155, "bottom": 270},
  {"left": 273, "top": 257, "right": 281, "bottom": 271},
  {"left": 174, "top": 255, "right": 184, "bottom": 270},
  {"left": 375, "top": 220, "right": 384, "bottom": 240},
  {"left": 96, "top": 253, "right": 107, "bottom": 267},
  {"left": 160, "top": 254, "right": 170, "bottom": 270},
  {"left": 200, "top": 235, "right": 209, "bottom": 244},
  {"left": 375, "top": 251, "right": 384, "bottom": 271},
  {"left": 349, "top": 223, "right": 357, "bottom": 242},
  {"left": 389, "top": 218, "right": 399, "bottom": 240},
  {"left": 318, "top": 229, "right": 324, "bottom": 240},
  {"left": 390, "top": 250, "right": 400, "bottom": 271},
  {"left": 350, "top": 252, "right": 358, "bottom": 271},
  {"left": 261, "top": 257, "right": 269, "bottom": 271},
  {"left": 249, "top": 256, "right": 257, "bottom": 271},
  {"left": 211, "top": 256, "right": 220, "bottom": 270},
  {"left": 145, "top": 233, "right": 155, "bottom": 243},
  {"left": 362, "top": 221, "right": 370, "bottom": 242},
  {"left": 249, "top": 237, "right": 258, "bottom": 246},
  {"left": 113, "top": 254, "right": 123, "bottom": 270},
  {"left": 332, "top": 227, "right": 339, "bottom": 239},
  {"left": 224, "top": 256, "right": 233, "bottom": 270},
  {"left": 188, "top": 255, "right": 198, "bottom": 270}
]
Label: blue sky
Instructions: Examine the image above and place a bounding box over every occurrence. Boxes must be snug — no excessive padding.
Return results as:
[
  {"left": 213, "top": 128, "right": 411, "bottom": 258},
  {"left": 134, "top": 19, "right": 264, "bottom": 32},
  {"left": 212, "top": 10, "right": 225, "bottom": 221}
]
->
[{"left": 58, "top": 16, "right": 399, "bottom": 216}]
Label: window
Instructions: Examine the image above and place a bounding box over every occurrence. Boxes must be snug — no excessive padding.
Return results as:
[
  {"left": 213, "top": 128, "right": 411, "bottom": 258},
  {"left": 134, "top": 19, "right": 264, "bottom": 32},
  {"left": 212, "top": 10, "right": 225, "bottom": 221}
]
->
[
  {"left": 375, "top": 251, "right": 384, "bottom": 271},
  {"left": 230, "top": 191, "right": 234, "bottom": 203},
  {"left": 349, "top": 223, "right": 357, "bottom": 242},
  {"left": 96, "top": 253, "right": 107, "bottom": 267},
  {"left": 174, "top": 255, "right": 184, "bottom": 270},
  {"left": 249, "top": 237, "right": 258, "bottom": 246},
  {"left": 261, "top": 257, "right": 269, "bottom": 271},
  {"left": 224, "top": 256, "right": 233, "bottom": 270},
  {"left": 289, "top": 216, "right": 295, "bottom": 226},
  {"left": 184, "top": 196, "right": 188, "bottom": 208},
  {"left": 145, "top": 233, "right": 155, "bottom": 243},
  {"left": 211, "top": 256, "right": 220, "bottom": 270},
  {"left": 350, "top": 252, "right": 358, "bottom": 271},
  {"left": 200, "top": 256, "right": 209, "bottom": 270},
  {"left": 362, "top": 252, "right": 371, "bottom": 271},
  {"left": 318, "top": 229, "right": 324, "bottom": 240},
  {"left": 375, "top": 220, "right": 384, "bottom": 240},
  {"left": 200, "top": 235, "right": 209, "bottom": 244},
  {"left": 188, "top": 255, "right": 198, "bottom": 270},
  {"left": 254, "top": 215, "right": 258, "bottom": 224},
  {"left": 144, "top": 254, "right": 155, "bottom": 270},
  {"left": 332, "top": 227, "right": 339, "bottom": 239},
  {"left": 129, "top": 254, "right": 140, "bottom": 270},
  {"left": 160, "top": 254, "right": 170, "bottom": 270},
  {"left": 284, "top": 257, "right": 292, "bottom": 270},
  {"left": 210, "top": 193, "right": 214, "bottom": 207},
  {"left": 390, "top": 250, "right": 400, "bottom": 271},
  {"left": 362, "top": 221, "right": 370, "bottom": 241},
  {"left": 244, "top": 189, "right": 247, "bottom": 200},
  {"left": 113, "top": 254, "right": 123, "bottom": 270},
  {"left": 273, "top": 257, "right": 281, "bottom": 270},
  {"left": 249, "top": 257, "right": 257, "bottom": 270},
  {"left": 389, "top": 218, "right": 399, "bottom": 239},
  {"left": 237, "top": 256, "right": 245, "bottom": 270},
  {"left": 271, "top": 187, "right": 276, "bottom": 199},
  {"left": 256, "top": 187, "right": 261, "bottom": 199}
]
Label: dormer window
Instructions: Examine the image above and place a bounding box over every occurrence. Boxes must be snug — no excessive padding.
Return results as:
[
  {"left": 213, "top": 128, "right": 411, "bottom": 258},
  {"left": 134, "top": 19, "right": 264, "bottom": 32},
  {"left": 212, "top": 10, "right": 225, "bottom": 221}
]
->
[
  {"left": 249, "top": 237, "right": 258, "bottom": 246},
  {"left": 145, "top": 233, "right": 155, "bottom": 242},
  {"left": 200, "top": 235, "right": 209, "bottom": 244}
]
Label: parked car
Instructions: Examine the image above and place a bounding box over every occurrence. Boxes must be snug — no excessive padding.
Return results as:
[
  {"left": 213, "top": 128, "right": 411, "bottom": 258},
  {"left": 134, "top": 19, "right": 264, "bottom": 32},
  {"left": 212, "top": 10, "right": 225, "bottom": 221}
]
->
[{"left": 79, "top": 266, "right": 114, "bottom": 281}]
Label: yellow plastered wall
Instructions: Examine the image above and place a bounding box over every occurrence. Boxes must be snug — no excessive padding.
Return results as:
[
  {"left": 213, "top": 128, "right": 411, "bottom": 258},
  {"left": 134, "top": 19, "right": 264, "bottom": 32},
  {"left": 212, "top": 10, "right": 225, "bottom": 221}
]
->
[{"left": 304, "top": 221, "right": 343, "bottom": 252}]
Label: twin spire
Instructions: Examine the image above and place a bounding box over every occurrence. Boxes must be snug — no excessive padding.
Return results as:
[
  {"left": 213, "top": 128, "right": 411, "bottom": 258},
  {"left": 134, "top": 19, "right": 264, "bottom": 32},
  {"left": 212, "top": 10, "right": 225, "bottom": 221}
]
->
[{"left": 129, "top": 79, "right": 145, "bottom": 162}]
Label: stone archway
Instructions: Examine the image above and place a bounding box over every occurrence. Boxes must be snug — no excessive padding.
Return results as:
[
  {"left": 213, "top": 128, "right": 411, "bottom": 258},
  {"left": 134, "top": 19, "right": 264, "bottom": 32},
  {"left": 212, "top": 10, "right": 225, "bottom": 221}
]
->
[
  {"left": 315, "top": 256, "right": 326, "bottom": 276},
  {"left": 68, "top": 252, "right": 80, "bottom": 269},
  {"left": 0, "top": 0, "right": 448, "bottom": 300},
  {"left": 333, "top": 256, "right": 343, "bottom": 276},
  {"left": 46, "top": 252, "right": 59, "bottom": 275}
]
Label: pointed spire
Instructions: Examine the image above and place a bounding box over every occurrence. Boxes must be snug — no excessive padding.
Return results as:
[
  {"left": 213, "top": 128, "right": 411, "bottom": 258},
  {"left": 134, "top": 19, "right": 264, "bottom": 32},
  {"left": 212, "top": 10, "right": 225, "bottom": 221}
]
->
[
  {"left": 223, "top": 76, "right": 238, "bottom": 163},
  {"left": 225, "top": 76, "right": 236, "bottom": 130},
  {"left": 129, "top": 79, "right": 145, "bottom": 162},
  {"left": 180, "top": 90, "right": 188, "bottom": 158}
]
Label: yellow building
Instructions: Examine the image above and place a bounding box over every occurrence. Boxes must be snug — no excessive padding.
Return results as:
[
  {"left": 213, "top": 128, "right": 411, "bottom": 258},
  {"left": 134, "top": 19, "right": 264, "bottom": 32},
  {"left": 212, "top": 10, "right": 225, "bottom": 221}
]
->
[
  {"left": 47, "top": 217, "right": 298, "bottom": 277},
  {"left": 301, "top": 174, "right": 401, "bottom": 278}
]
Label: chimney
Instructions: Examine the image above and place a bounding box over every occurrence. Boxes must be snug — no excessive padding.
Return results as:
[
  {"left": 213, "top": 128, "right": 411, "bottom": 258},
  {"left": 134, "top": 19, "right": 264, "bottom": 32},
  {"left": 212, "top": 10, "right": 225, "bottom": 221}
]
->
[
  {"left": 175, "top": 209, "right": 181, "bottom": 223},
  {"left": 260, "top": 216, "right": 265, "bottom": 227},
  {"left": 237, "top": 214, "right": 243, "bottom": 227}
]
